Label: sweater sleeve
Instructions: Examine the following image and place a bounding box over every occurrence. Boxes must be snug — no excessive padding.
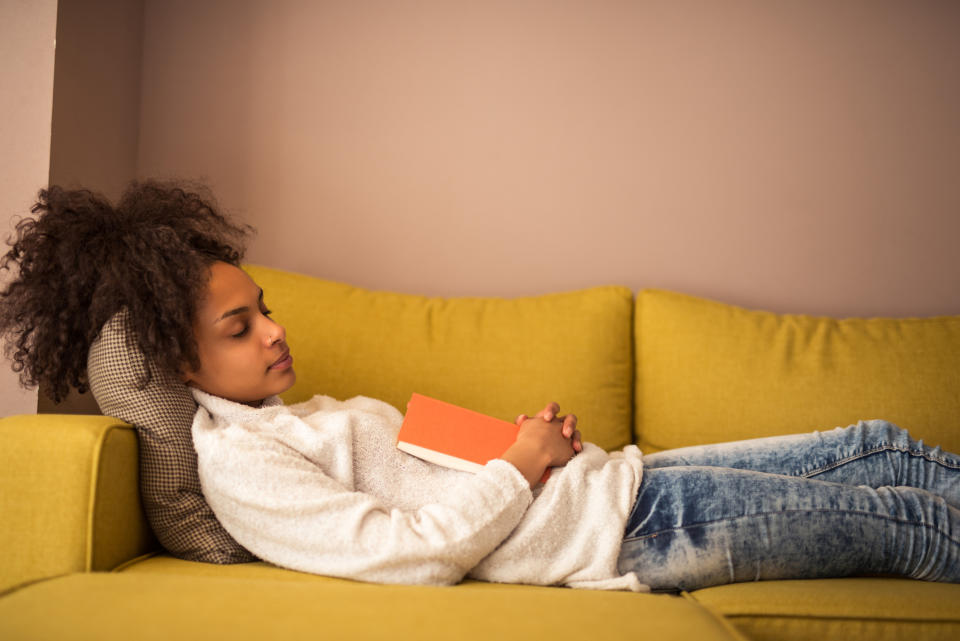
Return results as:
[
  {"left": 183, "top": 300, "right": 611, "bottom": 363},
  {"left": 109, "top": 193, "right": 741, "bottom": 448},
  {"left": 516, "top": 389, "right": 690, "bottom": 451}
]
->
[{"left": 193, "top": 419, "right": 533, "bottom": 586}]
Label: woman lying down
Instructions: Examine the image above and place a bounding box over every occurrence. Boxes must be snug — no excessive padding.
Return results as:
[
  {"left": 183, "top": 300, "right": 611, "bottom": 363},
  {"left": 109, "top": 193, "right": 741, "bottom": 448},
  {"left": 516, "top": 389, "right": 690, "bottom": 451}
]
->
[{"left": 2, "top": 181, "right": 958, "bottom": 592}]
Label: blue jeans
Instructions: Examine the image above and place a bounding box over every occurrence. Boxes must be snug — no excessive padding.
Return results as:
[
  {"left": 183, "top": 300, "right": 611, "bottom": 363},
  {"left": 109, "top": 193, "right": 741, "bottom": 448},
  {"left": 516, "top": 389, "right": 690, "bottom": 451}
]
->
[{"left": 617, "top": 420, "right": 960, "bottom": 591}]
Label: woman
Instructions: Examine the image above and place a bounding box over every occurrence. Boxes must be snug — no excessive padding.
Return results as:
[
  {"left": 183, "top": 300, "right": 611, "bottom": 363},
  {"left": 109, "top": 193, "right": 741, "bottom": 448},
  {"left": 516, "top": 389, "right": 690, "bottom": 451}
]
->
[{"left": 2, "top": 181, "right": 958, "bottom": 591}]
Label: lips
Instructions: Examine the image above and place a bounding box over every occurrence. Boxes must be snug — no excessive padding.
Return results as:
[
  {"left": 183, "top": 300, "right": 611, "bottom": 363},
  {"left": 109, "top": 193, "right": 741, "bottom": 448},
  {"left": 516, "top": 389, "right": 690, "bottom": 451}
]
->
[{"left": 268, "top": 349, "right": 293, "bottom": 371}]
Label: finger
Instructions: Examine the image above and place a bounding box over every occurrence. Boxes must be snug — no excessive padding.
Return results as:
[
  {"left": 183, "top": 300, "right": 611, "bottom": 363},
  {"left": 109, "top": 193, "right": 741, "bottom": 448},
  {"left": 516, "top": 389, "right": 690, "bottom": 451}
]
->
[
  {"left": 515, "top": 413, "right": 528, "bottom": 426},
  {"left": 562, "top": 414, "right": 577, "bottom": 437},
  {"left": 572, "top": 430, "right": 582, "bottom": 452},
  {"left": 537, "top": 402, "right": 561, "bottom": 421}
]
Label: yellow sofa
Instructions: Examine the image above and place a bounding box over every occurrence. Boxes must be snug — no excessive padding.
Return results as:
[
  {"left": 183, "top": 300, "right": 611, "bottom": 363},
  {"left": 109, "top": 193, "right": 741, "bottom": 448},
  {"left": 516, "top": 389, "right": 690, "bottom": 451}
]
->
[{"left": 2, "top": 264, "right": 959, "bottom": 641}]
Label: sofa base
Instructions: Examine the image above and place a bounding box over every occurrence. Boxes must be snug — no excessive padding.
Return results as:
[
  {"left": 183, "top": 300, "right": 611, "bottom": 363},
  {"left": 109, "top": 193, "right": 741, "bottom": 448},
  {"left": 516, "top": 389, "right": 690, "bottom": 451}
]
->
[{"left": 0, "top": 556, "right": 745, "bottom": 641}]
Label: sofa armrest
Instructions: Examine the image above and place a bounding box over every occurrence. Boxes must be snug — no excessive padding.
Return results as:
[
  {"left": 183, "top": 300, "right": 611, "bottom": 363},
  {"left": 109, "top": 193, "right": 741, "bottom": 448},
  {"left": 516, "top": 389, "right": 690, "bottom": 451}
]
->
[{"left": 0, "top": 414, "right": 158, "bottom": 593}]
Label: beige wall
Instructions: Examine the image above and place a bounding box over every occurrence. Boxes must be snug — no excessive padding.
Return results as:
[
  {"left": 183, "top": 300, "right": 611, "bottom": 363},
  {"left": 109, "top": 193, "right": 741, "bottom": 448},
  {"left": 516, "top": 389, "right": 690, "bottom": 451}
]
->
[
  {"left": 0, "top": 0, "right": 58, "bottom": 416},
  {"left": 27, "top": 0, "right": 960, "bottom": 414},
  {"left": 136, "top": 0, "right": 960, "bottom": 318}
]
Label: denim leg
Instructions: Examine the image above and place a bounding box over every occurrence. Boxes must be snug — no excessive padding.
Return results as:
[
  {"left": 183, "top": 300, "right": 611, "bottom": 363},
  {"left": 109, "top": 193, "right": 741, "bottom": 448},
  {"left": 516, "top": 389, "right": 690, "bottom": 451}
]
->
[
  {"left": 643, "top": 420, "right": 960, "bottom": 508},
  {"left": 618, "top": 465, "right": 960, "bottom": 591}
]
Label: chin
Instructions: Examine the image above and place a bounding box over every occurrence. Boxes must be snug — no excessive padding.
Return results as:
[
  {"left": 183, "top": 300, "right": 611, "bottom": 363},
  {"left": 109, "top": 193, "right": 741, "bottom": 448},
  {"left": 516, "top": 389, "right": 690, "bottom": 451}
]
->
[
  {"left": 215, "top": 370, "right": 297, "bottom": 405},
  {"left": 266, "top": 369, "right": 297, "bottom": 398}
]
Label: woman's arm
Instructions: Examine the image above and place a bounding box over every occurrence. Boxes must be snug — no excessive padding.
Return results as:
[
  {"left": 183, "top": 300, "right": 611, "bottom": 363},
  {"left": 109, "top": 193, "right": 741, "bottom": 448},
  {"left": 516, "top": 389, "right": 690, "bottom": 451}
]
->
[{"left": 194, "top": 429, "right": 533, "bottom": 586}]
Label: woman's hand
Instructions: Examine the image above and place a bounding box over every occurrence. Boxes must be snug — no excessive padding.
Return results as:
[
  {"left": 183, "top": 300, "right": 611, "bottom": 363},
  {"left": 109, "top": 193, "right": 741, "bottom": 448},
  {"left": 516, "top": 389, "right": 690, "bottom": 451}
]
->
[
  {"left": 501, "top": 402, "right": 583, "bottom": 488},
  {"left": 501, "top": 415, "right": 578, "bottom": 488},
  {"left": 515, "top": 401, "right": 582, "bottom": 453}
]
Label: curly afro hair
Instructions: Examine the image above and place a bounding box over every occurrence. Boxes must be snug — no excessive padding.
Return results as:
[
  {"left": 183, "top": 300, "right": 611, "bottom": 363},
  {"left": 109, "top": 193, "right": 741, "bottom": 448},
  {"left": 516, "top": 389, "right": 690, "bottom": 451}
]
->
[{"left": 0, "top": 180, "right": 253, "bottom": 402}]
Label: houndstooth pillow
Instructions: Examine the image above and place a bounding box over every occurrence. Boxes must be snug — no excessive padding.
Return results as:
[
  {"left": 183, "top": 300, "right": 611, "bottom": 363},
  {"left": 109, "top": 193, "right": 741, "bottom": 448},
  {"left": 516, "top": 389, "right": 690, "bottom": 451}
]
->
[{"left": 87, "top": 309, "right": 256, "bottom": 563}]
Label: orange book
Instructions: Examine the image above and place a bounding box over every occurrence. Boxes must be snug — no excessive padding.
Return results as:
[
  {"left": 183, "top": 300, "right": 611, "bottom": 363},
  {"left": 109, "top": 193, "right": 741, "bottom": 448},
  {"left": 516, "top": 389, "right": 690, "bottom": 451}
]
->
[{"left": 397, "top": 393, "right": 551, "bottom": 483}]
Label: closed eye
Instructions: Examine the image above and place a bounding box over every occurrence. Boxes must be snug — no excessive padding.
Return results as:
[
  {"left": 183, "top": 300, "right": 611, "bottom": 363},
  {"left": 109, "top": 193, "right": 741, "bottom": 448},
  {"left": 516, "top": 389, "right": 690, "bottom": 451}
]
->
[{"left": 232, "top": 307, "right": 272, "bottom": 338}]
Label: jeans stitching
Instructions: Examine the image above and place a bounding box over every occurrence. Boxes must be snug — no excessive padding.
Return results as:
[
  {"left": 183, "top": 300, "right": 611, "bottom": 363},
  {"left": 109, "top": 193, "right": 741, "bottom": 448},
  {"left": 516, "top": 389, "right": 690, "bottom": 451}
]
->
[
  {"left": 800, "top": 444, "right": 960, "bottom": 479},
  {"left": 622, "top": 508, "right": 960, "bottom": 548}
]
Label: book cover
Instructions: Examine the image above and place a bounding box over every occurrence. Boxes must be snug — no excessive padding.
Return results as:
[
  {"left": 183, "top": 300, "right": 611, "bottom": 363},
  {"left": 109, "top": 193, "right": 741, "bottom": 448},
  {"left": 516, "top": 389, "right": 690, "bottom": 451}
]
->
[{"left": 397, "top": 393, "right": 550, "bottom": 483}]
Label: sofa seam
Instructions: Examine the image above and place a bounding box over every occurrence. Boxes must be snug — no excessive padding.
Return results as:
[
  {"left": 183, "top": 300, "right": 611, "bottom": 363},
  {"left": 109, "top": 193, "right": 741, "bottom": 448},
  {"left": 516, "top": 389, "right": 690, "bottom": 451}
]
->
[
  {"left": 110, "top": 549, "right": 164, "bottom": 573},
  {"left": 0, "top": 572, "right": 74, "bottom": 599},
  {"left": 720, "top": 612, "right": 960, "bottom": 624},
  {"left": 632, "top": 290, "right": 642, "bottom": 448},
  {"left": 680, "top": 590, "right": 751, "bottom": 641},
  {"left": 83, "top": 424, "right": 105, "bottom": 572},
  {"left": 628, "top": 289, "right": 637, "bottom": 449},
  {"left": 85, "top": 419, "right": 137, "bottom": 572}
]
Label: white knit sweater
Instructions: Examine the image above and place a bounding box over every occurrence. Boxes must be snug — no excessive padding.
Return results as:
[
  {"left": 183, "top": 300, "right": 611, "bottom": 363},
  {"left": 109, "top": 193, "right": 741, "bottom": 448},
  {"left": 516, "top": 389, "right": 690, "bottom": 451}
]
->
[{"left": 191, "top": 389, "right": 648, "bottom": 591}]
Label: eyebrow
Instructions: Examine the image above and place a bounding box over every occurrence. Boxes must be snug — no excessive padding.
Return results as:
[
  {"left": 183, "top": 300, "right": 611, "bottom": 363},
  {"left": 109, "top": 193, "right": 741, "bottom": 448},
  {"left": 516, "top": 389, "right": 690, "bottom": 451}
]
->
[{"left": 215, "top": 289, "right": 264, "bottom": 323}]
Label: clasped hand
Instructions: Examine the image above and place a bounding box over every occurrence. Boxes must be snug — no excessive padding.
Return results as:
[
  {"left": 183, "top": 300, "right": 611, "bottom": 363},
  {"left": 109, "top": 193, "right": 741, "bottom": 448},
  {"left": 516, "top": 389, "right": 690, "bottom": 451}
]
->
[
  {"left": 515, "top": 402, "right": 583, "bottom": 456},
  {"left": 500, "top": 402, "right": 583, "bottom": 487}
]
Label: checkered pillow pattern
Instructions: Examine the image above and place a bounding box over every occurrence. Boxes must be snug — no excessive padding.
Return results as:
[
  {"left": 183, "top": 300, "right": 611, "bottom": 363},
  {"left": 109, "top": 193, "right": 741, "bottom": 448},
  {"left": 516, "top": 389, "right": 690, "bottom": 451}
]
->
[{"left": 86, "top": 309, "right": 256, "bottom": 563}]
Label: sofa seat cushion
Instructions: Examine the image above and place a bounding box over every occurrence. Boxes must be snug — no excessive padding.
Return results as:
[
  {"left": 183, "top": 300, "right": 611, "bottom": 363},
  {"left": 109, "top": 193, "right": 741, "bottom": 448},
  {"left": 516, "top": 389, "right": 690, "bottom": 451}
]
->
[
  {"left": 689, "top": 577, "right": 960, "bottom": 641},
  {"left": 245, "top": 264, "right": 635, "bottom": 450},
  {"left": 0, "top": 568, "right": 745, "bottom": 641},
  {"left": 634, "top": 288, "right": 960, "bottom": 453}
]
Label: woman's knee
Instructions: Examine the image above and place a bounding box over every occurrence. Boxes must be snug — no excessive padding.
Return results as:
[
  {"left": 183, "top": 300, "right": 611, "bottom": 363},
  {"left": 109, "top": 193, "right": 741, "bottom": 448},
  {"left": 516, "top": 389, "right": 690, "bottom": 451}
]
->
[{"left": 849, "top": 419, "right": 911, "bottom": 446}]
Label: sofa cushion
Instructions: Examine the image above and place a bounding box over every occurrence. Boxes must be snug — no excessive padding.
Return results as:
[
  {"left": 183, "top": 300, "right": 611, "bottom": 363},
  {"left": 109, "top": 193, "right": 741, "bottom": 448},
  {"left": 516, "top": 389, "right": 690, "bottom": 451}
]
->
[
  {"left": 0, "top": 566, "right": 744, "bottom": 641},
  {"left": 689, "top": 577, "right": 960, "bottom": 641},
  {"left": 86, "top": 309, "right": 255, "bottom": 564},
  {"left": 634, "top": 288, "right": 960, "bottom": 453},
  {"left": 245, "top": 264, "right": 635, "bottom": 450}
]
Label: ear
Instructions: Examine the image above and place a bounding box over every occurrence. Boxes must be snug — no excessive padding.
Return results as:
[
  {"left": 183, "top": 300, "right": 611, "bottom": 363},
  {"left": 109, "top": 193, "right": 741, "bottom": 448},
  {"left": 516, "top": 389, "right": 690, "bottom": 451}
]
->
[{"left": 178, "top": 366, "right": 195, "bottom": 386}]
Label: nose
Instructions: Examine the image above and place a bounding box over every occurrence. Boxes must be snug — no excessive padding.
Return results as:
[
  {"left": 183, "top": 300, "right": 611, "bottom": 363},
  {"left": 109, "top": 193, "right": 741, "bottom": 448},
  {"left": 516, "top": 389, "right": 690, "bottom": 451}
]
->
[{"left": 264, "top": 317, "right": 286, "bottom": 346}]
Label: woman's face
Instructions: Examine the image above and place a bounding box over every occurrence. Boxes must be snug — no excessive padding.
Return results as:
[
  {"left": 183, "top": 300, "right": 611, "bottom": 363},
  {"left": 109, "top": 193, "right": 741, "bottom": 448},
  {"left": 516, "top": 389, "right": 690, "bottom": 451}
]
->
[{"left": 182, "top": 261, "right": 296, "bottom": 404}]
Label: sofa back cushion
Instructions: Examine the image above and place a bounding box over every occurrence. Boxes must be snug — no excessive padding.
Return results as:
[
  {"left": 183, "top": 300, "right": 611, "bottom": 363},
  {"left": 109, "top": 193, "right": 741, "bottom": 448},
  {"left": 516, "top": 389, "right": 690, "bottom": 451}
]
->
[
  {"left": 634, "top": 288, "right": 960, "bottom": 453},
  {"left": 244, "top": 265, "right": 635, "bottom": 451}
]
